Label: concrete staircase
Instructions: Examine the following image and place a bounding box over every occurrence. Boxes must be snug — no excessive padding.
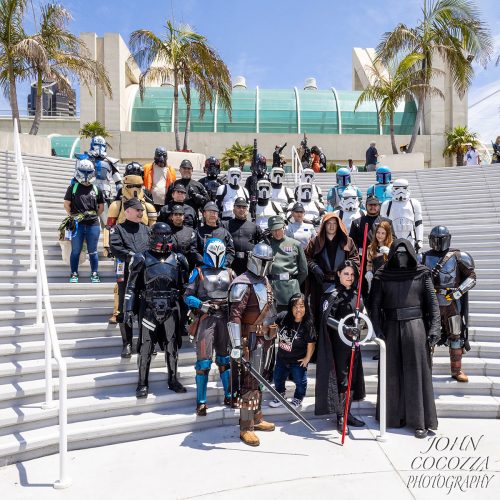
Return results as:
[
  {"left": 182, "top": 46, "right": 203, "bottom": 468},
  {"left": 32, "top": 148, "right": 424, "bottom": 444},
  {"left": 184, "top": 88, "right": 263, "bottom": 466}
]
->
[{"left": 0, "top": 152, "right": 499, "bottom": 465}]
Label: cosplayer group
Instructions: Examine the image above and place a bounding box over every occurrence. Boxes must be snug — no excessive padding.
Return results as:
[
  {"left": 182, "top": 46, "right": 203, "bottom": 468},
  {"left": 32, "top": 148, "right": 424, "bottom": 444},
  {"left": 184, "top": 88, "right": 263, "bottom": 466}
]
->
[{"left": 62, "top": 137, "right": 476, "bottom": 446}]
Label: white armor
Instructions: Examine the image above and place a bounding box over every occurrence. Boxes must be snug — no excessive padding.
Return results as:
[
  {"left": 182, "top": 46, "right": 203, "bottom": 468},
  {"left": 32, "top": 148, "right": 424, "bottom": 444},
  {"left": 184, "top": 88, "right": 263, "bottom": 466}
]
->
[
  {"left": 380, "top": 178, "right": 423, "bottom": 250},
  {"left": 293, "top": 183, "right": 321, "bottom": 222},
  {"left": 270, "top": 167, "right": 294, "bottom": 210},
  {"left": 333, "top": 187, "right": 364, "bottom": 232},
  {"left": 297, "top": 168, "right": 324, "bottom": 205},
  {"left": 255, "top": 180, "right": 283, "bottom": 230},
  {"left": 216, "top": 167, "right": 248, "bottom": 218}
]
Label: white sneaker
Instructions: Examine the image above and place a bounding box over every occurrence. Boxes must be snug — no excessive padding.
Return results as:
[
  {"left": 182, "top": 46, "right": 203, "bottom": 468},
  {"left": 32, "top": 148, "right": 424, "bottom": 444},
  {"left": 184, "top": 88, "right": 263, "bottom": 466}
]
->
[
  {"left": 269, "top": 395, "right": 284, "bottom": 408},
  {"left": 290, "top": 398, "right": 302, "bottom": 408}
]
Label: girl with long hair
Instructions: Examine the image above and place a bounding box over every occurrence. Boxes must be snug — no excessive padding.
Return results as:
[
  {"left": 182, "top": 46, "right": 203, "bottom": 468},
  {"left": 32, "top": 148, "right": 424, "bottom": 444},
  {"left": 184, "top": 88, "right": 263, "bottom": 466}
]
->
[{"left": 365, "top": 220, "right": 393, "bottom": 290}]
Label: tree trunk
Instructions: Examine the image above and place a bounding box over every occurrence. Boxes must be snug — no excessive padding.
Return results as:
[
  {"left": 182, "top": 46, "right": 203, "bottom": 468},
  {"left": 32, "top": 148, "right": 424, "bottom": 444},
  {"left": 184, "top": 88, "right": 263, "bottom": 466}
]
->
[
  {"left": 407, "top": 99, "right": 423, "bottom": 153},
  {"left": 456, "top": 152, "right": 464, "bottom": 167},
  {"left": 182, "top": 82, "right": 191, "bottom": 151},
  {"left": 389, "top": 113, "right": 398, "bottom": 154},
  {"left": 173, "top": 71, "right": 181, "bottom": 151},
  {"left": 8, "top": 60, "right": 21, "bottom": 132},
  {"left": 29, "top": 72, "right": 44, "bottom": 135}
]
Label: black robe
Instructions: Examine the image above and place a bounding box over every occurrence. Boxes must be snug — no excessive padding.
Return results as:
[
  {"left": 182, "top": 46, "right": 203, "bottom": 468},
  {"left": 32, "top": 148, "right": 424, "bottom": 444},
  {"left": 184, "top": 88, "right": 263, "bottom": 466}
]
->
[
  {"left": 370, "top": 239, "right": 440, "bottom": 431},
  {"left": 314, "top": 285, "right": 366, "bottom": 417}
]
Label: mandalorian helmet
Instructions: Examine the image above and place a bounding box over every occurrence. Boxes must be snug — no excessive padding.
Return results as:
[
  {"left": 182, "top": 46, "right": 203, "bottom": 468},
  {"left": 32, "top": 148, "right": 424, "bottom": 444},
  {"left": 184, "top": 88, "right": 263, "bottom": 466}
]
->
[
  {"left": 154, "top": 147, "right": 168, "bottom": 164},
  {"left": 392, "top": 178, "right": 410, "bottom": 201},
  {"left": 270, "top": 167, "right": 285, "bottom": 186},
  {"left": 301, "top": 168, "right": 314, "bottom": 184},
  {"left": 227, "top": 167, "right": 241, "bottom": 187},
  {"left": 298, "top": 183, "right": 313, "bottom": 202},
  {"left": 336, "top": 167, "right": 351, "bottom": 187},
  {"left": 257, "top": 180, "right": 271, "bottom": 200},
  {"left": 124, "top": 162, "right": 143, "bottom": 178},
  {"left": 205, "top": 156, "right": 221, "bottom": 178},
  {"left": 429, "top": 226, "right": 451, "bottom": 252},
  {"left": 75, "top": 159, "right": 96, "bottom": 185},
  {"left": 339, "top": 187, "right": 359, "bottom": 212},
  {"left": 376, "top": 165, "right": 392, "bottom": 185},
  {"left": 203, "top": 238, "right": 226, "bottom": 269},
  {"left": 247, "top": 243, "right": 274, "bottom": 277},
  {"left": 150, "top": 222, "right": 173, "bottom": 254},
  {"left": 90, "top": 136, "right": 106, "bottom": 156},
  {"left": 252, "top": 154, "right": 267, "bottom": 176}
]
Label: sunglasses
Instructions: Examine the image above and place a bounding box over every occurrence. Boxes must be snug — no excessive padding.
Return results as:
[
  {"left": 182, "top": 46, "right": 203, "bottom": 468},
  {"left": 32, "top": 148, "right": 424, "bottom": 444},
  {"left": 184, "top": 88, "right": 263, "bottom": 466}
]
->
[{"left": 126, "top": 184, "right": 142, "bottom": 189}]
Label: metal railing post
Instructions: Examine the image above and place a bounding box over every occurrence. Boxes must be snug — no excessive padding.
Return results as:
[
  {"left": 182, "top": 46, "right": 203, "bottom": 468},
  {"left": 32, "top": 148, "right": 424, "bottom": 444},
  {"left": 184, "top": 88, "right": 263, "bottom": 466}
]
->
[
  {"left": 30, "top": 205, "right": 36, "bottom": 272},
  {"left": 373, "top": 337, "right": 386, "bottom": 441},
  {"left": 42, "top": 321, "right": 53, "bottom": 409},
  {"left": 54, "top": 362, "right": 71, "bottom": 489}
]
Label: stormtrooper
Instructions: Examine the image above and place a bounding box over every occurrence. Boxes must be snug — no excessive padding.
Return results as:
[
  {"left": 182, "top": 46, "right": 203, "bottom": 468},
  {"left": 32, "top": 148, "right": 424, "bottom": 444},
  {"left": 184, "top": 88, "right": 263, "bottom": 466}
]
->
[
  {"left": 216, "top": 167, "right": 249, "bottom": 220},
  {"left": 292, "top": 183, "right": 324, "bottom": 225},
  {"left": 333, "top": 186, "right": 366, "bottom": 232},
  {"left": 380, "top": 178, "right": 423, "bottom": 252},
  {"left": 421, "top": 226, "right": 476, "bottom": 382},
  {"left": 367, "top": 165, "right": 393, "bottom": 203},
  {"left": 255, "top": 180, "right": 284, "bottom": 231},
  {"left": 245, "top": 153, "right": 269, "bottom": 219},
  {"left": 269, "top": 167, "right": 294, "bottom": 212},
  {"left": 184, "top": 238, "right": 235, "bottom": 415},
  {"left": 326, "top": 167, "right": 363, "bottom": 211},
  {"left": 199, "top": 156, "right": 225, "bottom": 201},
  {"left": 76, "top": 135, "right": 122, "bottom": 210},
  {"left": 294, "top": 168, "right": 325, "bottom": 206},
  {"left": 124, "top": 223, "right": 189, "bottom": 399}
]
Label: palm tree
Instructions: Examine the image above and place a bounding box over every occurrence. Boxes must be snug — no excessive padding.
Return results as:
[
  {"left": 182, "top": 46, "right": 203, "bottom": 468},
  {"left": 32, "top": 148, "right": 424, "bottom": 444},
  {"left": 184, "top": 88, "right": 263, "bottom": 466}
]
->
[
  {"left": 221, "top": 142, "right": 253, "bottom": 169},
  {"left": 28, "top": 3, "right": 112, "bottom": 135},
  {"left": 79, "top": 120, "right": 111, "bottom": 139},
  {"left": 443, "top": 125, "right": 478, "bottom": 166},
  {"left": 129, "top": 21, "right": 232, "bottom": 151},
  {"left": 376, "top": 0, "right": 493, "bottom": 153},
  {"left": 355, "top": 54, "right": 443, "bottom": 154},
  {"left": 0, "top": 0, "right": 48, "bottom": 131}
]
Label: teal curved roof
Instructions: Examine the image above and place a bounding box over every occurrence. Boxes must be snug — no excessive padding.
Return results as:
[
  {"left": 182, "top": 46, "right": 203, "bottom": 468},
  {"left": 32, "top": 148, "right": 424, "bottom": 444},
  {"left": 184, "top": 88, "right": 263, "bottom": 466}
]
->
[
  {"left": 131, "top": 86, "right": 416, "bottom": 135},
  {"left": 51, "top": 135, "right": 80, "bottom": 158}
]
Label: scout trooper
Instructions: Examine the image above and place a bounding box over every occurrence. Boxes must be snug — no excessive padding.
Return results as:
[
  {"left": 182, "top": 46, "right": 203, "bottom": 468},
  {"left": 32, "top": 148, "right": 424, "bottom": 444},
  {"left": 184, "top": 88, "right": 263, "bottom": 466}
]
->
[
  {"left": 270, "top": 167, "right": 294, "bottom": 211},
  {"left": 294, "top": 168, "right": 324, "bottom": 206},
  {"left": 216, "top": 167, "right": 249, "bottom": 220},
  {"left": 255, "top": 180, "right": 284, "bottom": 231},
  {"left": 380, "top": 178, "right": 423, "bottom": 252},
  {"left": 333, "top": 186, "right": 365, "bottom": 232},
  {"left": 292, "top": 183, "right": 323, "bottom": 225}
]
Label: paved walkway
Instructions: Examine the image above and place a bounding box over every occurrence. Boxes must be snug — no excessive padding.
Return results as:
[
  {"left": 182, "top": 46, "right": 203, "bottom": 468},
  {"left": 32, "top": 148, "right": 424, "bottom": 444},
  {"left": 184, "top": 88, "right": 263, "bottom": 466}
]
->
[{"left": 1, "top": 417, "right": 499, "bottom": 499}]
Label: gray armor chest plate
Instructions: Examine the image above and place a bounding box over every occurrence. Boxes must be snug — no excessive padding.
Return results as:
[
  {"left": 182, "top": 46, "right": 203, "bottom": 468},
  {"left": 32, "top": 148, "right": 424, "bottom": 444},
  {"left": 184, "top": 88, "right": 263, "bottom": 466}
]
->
[
  {"left": 144, "top": 253, "right": 178, "bottom": 289},
  {"left": 252, "top": 281, "right": 277, "bottom": 326},
  {"left": 425, "top": 253, "right": 458, "bottom": 307},
  {"left": 200, "top": 268, "right": 232, "bottom": 300}
]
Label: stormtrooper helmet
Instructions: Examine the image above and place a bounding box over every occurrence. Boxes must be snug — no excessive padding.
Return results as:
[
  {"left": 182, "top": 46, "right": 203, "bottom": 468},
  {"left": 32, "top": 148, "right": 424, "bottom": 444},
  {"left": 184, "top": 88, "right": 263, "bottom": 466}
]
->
[
  {"left": 227, "top": 167, "right": 241, "bottom": 187},
  {"left": 90, "top": 136, "right": 106, "bottom": 156},
  {"left": 257, "top": 180, "right": 271, "bottom": 200},
  {"left": 270, "top": 167, "right": 285, "bottom": 186},
  {"left": 392, "top": 178, "right": 410, "bottom": 201},
  {"left": 301, "top": 168, "right": 314, "bottom": 184},
  {"left": 339, "top": 187, "right": 359, "bottom": 212},
  {"left": 298, "top": 183, "right": 313, "bottom": 202}
]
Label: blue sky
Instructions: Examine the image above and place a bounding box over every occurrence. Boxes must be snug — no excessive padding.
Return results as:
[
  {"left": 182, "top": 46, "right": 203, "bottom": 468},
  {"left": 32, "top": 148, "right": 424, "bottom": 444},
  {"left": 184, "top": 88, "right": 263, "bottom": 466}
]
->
[{"left": 3, "top": 0, "right": 499, "bottom": 122}]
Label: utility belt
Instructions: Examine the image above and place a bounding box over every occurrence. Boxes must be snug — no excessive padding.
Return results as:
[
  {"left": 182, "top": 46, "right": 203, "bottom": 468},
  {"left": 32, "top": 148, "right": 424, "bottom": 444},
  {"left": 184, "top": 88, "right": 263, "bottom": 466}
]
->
[
  {"left": 243, "top": 323, "right": 278, "bottom": 337},
  {"left": 268, "top": 273, "right": 298, "bottom": 281},
  {"left": 235, "top": 251, "right": 247, "bottom": 259},
  {"left": 144, "top": 290, "right": 178, "bottom": 305},
  {"left": 435, "top": 288, "right": 455, "bottom": 296},
  {"left": 384, "top": 306, "right": 422, "bottom": 321}
]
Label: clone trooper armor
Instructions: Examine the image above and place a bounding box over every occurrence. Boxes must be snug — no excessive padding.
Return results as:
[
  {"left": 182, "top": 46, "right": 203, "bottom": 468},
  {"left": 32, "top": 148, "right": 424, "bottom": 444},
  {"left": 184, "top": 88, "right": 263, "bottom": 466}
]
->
[
  {"left": 293, "top": 183, "right": 324, "bottom": 225},
  {"left": 199, "top": 157, "right": 225, "bottom": 201},
  {"left": 326, "top": 168, "right": 363, "bottom": 211},
  {"left": 294, "top": 168, "right": 325, "bottom": 206},
  {"left": 184, "top": 239, "right": 235, "bottom": 415},
  {"left": 421, "top": 226, "right": 476, "bottom": 382},
  {"left": 125, "top": 223, "right": 189, "bottom": 399},
  {"left": 216, "top": 167, "right": 249, "bottom": 219},
  {"left": 76, "top": 135, "right": 122, "bottom": 206},
  {"left": 380, "top": 178, "right": 423, "bottom": 252},
  {"left": 255, "top": 180, "right": 284, "bottom": 230},
  {"left": 270, "top": 167, "right": 294, "bottom": 211},
  {"left": 333, "top": 186, "right": 366, "bottom": 232},
  {"left": 367, "top": 165, "right": 393, "bottom": 203},
  {"left": 228, "top": 243, "right": 277, "bottom": 446}
]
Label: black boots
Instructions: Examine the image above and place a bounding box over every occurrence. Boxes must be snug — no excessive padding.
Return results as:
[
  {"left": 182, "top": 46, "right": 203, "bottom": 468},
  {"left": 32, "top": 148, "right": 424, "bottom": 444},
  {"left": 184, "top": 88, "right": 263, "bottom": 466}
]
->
[
  {"left": 415, "top": 428, "right": 428, "bottom": 439},
  {"left": 167, "top": 355, "right": 186, "bottom": 393},
  {"left": 136, "top": 385, "right": 148, "bottom": 398},
  {"left": 347, "top": 391, "right": 365, "bottom": 427},
  {"left": 119, "top": 324, "right": 133, "bottom": 358},
  {"left": 338, "top": 391, "right": 365, "bottom": 433}
]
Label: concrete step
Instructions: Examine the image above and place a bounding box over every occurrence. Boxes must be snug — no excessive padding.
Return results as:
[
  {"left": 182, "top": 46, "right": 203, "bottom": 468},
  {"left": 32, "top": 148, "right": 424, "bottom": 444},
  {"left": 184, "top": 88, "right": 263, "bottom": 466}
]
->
[
  {"left": 0, "top": 281, "right": 114, "bottom": 297},
  {"left": 0, "top": 293, "right": 113, "bottom": 312}
]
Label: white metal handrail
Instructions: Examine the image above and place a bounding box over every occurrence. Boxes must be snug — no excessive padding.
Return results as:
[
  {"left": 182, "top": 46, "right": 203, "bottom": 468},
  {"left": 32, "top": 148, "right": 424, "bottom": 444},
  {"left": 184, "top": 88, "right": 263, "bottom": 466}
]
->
[
  {"left": 291, "top": 145, "right": 303, "bottom": 185},
  {"left": 13, "top": 120, "right": 71, "bottom": 489}
]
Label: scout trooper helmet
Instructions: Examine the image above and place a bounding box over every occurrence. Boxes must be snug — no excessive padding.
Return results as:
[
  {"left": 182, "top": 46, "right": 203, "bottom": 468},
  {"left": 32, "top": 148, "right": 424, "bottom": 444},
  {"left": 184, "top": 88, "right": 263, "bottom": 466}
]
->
[
  {"left": 270, "top": 167, "right": 285, "bottom": 186},
  {"left": 298, "top": 183, "right": 313, "bottom": 202},
  {"left": 227, "top": 167, "right": 241, "bottom": 187},
  {"left": 257, "top": 180, "right": 271, "bottom": 200},
  {"left": 301, "top": 168, "right": 315, "bottom": 184}
]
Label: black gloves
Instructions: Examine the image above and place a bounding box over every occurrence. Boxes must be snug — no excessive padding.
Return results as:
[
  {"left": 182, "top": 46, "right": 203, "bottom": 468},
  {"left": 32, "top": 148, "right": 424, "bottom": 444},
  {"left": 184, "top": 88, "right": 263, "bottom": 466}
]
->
[
  {"left": 428, "top": 335, "right": 439, "bottom": 348},
  {"left": 311, "top": 264, "right": 325, "bottom": 284}
]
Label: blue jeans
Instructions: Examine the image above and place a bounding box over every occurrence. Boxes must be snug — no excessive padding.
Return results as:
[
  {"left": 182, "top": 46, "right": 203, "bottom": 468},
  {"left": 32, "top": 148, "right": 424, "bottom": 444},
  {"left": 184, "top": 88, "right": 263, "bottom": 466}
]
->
[
  {"left": 70, "top": 223, "right": 100, "bottom": 273},
  {"left": 273, "top": 356, "right": 308, "bottom": 400}
]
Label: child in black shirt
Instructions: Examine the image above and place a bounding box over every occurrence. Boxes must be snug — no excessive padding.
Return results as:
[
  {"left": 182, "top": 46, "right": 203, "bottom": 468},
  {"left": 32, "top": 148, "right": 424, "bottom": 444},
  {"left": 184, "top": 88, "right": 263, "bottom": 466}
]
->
[{"left": 269, "top": 293, "right": 316, "bottom": 408}]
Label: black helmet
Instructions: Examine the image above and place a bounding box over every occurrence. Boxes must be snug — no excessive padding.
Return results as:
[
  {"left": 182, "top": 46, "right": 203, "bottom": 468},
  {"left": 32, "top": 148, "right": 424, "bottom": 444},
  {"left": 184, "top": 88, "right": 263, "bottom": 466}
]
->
[
  {"left": 429, "top": 226, "right": 451, "bottom": 252},
  {"left": 124, "top": 162, "right": 143, "bottom": 177},
  {"left": 154, "top": 147, "right": 168, "bottom": 163},
  {"left": 252, "top": 154, "right": 267, "bottom": 176},
  {"left": 205, "top": 156, "right": 220, "bottom": 177},
  {"left": 150, "top": 222, "right": 173, "bottom": 254},
  {"left": 180, "top": 159, "right": 193, "bottom": 169}
]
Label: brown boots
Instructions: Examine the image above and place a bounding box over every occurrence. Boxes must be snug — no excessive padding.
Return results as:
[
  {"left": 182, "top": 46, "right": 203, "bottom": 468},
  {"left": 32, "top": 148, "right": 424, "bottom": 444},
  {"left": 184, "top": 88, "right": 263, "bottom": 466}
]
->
[
  {"left": 240, "top": 411, "right": 275, "bottom": 447},
  {"left": 254, "top": 411, "right": 276, "bottom": 432},
  {"left": 450, "top": 348, "right": 468, "bottom": 382}
]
